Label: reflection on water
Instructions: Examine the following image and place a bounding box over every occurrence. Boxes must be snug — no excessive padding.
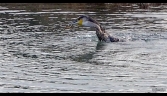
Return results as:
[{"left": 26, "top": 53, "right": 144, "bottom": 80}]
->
[
  {"left": 70, "top": 41, "right": 106, "bottom": 63},
  {"left": 0, "top": 3, "right": 167, "bottom": 93}
]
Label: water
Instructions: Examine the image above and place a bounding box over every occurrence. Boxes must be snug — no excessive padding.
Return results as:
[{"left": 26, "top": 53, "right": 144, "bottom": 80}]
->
[{"left": 0, "top": 3, "right": 167, "bottom": 93}]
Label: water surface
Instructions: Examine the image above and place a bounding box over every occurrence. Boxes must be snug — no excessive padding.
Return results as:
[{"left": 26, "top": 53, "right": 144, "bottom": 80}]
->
[{"left": 0, "top": 3, "right": 167, "bottom": 93}]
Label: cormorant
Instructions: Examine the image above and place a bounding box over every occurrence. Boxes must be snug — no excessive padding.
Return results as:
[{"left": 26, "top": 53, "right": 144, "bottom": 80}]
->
[{"left": 69, "top": 15, "right": 124, "bottom": 42}]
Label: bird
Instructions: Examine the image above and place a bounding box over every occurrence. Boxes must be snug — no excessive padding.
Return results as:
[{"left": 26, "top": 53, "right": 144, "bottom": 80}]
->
[{"left": 69, "top": 15, "right": 124, "bottom": 42}]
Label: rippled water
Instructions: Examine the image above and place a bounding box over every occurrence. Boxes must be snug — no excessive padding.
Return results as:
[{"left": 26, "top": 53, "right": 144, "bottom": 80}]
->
[{"left": 0, "top": 3, "right": 167, "bottom": 93}]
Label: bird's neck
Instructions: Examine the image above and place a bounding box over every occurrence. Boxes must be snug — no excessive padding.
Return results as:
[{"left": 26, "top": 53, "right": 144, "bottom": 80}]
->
[{"left": 93, "top": 23, "right": 104, "bottom": 33}]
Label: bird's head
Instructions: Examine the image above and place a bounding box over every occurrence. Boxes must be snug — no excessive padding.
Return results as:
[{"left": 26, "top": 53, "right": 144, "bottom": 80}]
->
[{"left": 70, "top": 15, "right": 100, "bottom": 27}]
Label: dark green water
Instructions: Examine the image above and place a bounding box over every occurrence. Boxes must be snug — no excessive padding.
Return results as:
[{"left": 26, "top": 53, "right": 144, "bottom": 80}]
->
[{"left": 0, "top": 3, "right": 167, "bottom": 93}]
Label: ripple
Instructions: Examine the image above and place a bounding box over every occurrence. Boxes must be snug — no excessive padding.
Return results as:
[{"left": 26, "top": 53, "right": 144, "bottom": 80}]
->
[{"left": 0, "top": 3, "right": 167, "bottom": 93}]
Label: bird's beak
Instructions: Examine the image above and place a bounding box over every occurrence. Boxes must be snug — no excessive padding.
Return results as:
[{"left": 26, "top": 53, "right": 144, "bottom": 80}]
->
[
  {"left": 71, "top": 19, "right": 78, "bottom": 25},
  {"left": 66, "top": 19, "right": 78, "bottom": 28}
]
